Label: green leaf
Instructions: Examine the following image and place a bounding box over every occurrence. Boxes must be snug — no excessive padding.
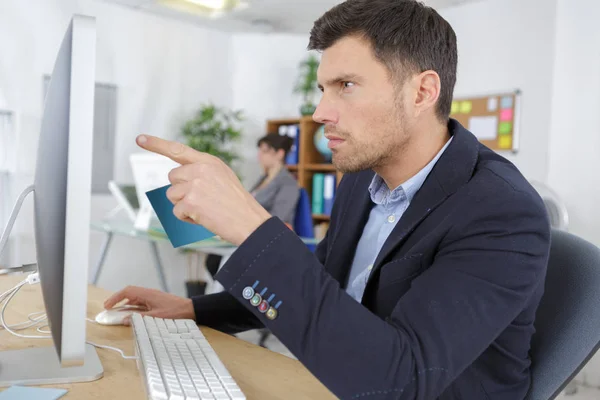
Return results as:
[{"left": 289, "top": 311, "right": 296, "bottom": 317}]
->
[{"left": 179, "top": 102, "right": 243, "bottom": 168}]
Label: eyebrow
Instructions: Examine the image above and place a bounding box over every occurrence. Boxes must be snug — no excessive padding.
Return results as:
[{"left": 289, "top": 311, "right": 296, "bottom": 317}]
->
[{"left": 318, "top": 73, "right": 362, "bottom": 89}]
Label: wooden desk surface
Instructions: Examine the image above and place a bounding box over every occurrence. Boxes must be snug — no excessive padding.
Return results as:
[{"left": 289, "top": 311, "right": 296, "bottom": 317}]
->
[{"left": 0, "top": 275, "right": 335, "bottom": 399}]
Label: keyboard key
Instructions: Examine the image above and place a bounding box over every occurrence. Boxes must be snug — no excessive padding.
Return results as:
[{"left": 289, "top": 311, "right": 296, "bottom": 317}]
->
[
  {"left": 150, "top": 383, "right": 168, "bottom": 399},
  {"left": 175, "top": 320, "right": 189, "bottom": 333},
  {"left": 228, "top": 390, "right": 246, "bottom": 399},
  {"left": 165, "top": 319, "right": 178, "bottom": 333}
]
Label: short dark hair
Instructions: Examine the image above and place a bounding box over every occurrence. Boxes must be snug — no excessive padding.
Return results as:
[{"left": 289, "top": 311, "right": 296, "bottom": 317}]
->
[
  {"left": 308, "top": 0, "right": 457, "bottom": 121},
  {"left": 257, "top": 133, "right": 294, "bottom": 156}
]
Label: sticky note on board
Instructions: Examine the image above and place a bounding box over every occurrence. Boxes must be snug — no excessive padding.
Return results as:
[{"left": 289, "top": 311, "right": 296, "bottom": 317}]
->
[
  {"left": 487, "top": 97, "right": 498, "bottom": 111},
  {"left": 501, "top": 96, "right": 513, "bottom": 109},
  {"left": 500, "top": 108, "right": 513, "bottom": 121},
  {"left": 498, "top": 122, "right": 512, "bottom": 135},
  {"left": 0, "top": 386, "right": 68, "bottom": 400},
  {"left": 146, "top": 184, "right": 216, "bottom": 248},
  {"left": 460, "top": 101, "right": 472, "bottom": 114},
  {"left": 498, "top": 136, "right": 512, "bottom": 149},
  {"left": 451, "top": 101, "right": 459, "bottom": 114},
  {"left": 468, "top": 116, "right": 498, "bottom": 141}
]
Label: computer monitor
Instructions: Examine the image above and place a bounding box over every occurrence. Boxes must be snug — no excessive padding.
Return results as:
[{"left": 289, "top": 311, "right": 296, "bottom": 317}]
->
[{"left": 0, "top": 14, "right": 104, "bottom": 386}]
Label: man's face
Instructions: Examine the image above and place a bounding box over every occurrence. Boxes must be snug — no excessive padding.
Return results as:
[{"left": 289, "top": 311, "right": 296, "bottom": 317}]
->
[{"left": 314, "top": 36, "right": 413, "bottom": 173}]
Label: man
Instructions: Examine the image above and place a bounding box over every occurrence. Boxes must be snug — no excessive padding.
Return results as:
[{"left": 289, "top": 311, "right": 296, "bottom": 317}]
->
[{"left": 105, "top": 0, "right": 551, "bottom": 398}]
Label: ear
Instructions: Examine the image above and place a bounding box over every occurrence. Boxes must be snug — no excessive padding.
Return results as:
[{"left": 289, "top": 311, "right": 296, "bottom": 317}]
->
[{"left": 413, "top": 70, "right": 441, "bottom": 117}]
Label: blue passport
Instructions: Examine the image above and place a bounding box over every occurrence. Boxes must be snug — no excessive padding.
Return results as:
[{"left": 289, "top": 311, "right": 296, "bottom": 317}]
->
[
  {"left": 146, "top": 184, "right": 216, "bottom": 248},
  {"left": 0, "top": 386, "right": 67, "bottom": 399}
]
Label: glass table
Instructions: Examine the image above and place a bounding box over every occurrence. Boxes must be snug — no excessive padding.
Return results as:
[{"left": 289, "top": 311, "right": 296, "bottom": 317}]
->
[{"left": 90, "top": 219, "right": 319, "bottom": 293}]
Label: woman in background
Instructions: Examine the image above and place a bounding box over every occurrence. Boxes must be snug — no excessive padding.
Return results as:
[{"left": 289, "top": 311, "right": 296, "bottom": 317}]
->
[
  {"left": 204, "top": 133, "right": 300, "bottom": 276},
  {"left": 250, "top": 133, "right": 300, "bottom": 226}
]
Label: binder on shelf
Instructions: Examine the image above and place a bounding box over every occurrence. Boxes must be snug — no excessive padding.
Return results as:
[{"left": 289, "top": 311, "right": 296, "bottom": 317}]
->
[
  {"left": 279, "top": 124, "right": 299, "bottom": 165},
  {"left": 323, "top": 173, "right": 336, "bottom": 216},
  {"left": 311, "top": 173, "right": 324, "bottom": 215}
]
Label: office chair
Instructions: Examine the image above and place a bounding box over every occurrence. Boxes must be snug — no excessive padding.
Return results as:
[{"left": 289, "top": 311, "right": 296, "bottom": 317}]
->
[
  {"left": 526, "top": 229, "right": 600, "bottom": 400},
  {"left": 530, "top": 181, "right": 569, "bottom": 231},
  {"left": 294, "top": 188, "right": 316, "bottom": 252}
]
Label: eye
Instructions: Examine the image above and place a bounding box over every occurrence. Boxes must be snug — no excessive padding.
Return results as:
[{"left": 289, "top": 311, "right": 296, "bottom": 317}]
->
[{"left": 342, "top": 81, "right": 355, "bottom": 91}]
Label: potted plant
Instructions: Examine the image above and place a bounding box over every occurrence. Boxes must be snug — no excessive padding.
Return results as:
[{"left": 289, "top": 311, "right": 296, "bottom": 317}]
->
[
  {"left": 181, "top": 103, "right": 243, "bottom": 171},
  {"left": 294, "top": 54, "right": 320, "bottom": 116},
  {"left": 179, "top": 103, "right": 243, "bottom": 298}
]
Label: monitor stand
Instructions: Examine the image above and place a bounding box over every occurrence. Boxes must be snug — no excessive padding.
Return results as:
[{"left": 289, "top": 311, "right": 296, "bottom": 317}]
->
[{"left": 0, "top": 343, "right": 103, "bottom": 386}]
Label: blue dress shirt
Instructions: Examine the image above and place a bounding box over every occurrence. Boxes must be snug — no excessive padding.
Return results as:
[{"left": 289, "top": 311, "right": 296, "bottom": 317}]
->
[{"left": 345, "top": 136, "right": 454, "bottom": 302}]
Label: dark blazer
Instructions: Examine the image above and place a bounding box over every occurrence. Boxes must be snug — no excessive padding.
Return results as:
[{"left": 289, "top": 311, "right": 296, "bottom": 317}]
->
[{"left": 193, "top": 120, "right": 551, "bottom": 400}]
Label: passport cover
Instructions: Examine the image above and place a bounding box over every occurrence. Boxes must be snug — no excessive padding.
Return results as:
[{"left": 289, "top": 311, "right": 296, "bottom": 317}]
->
[
  {"left": 145, "top": 184, "right": 215, "bottom": 248},
  {"left": 0, "top": 386, "right": 68, "bottom": 400}
]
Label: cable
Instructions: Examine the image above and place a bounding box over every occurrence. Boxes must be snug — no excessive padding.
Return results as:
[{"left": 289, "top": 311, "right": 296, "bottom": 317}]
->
[
  {"left": 0, "top": 271, "right": 137, "bottom": 359},
  {"left": 0, "top": 279, "right": 26, "bottom": 303},
  {"left": 83, "top": 318, "right": 137, "bottom": 359},
  {"left": 0, "top": 284, "right": 51, "bottom": 339},
  {"left": 86, "top": 341, "right": 137, "bottom": 360},
  {"left": 7, "top": 311, "right": 46, "bottom": 331},
  {"left": 0, "top": 185, "right": 35, "bottom": 261}
]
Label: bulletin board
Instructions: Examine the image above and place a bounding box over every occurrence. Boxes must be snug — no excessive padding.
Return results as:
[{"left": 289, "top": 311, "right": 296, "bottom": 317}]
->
[{"left": 450, "top": 90, "right": 521, "bottom": 152}]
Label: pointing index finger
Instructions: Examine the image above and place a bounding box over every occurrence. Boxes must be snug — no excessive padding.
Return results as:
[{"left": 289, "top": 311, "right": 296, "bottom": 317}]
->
[{"left": 136, "top": 134, "right": 204, "bottom": 165}]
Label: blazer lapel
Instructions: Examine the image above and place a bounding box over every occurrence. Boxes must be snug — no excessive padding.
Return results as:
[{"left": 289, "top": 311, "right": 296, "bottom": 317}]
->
[
  {"left": 325, "top": 170, "right": 375, "bottom": 285},
  {"left": 371, "top": 120, "right": 481, "bottom": 271},
  {"left": 371, "top": 172, "right": 448, "bottom": 269}
]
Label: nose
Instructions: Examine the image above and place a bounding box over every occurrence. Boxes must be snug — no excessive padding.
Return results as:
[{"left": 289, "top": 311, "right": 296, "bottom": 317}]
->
[{"left": 313, "top": 95, "right": 339, "bottom": 125}]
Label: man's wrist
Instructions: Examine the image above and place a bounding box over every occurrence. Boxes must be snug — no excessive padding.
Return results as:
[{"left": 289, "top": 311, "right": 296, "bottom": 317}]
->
[
  {"left": 183, "top": 298, "right": 196, "bottom": 321},
  {"left": 233, "top": 210, "right": 271, "bottom": 246}
]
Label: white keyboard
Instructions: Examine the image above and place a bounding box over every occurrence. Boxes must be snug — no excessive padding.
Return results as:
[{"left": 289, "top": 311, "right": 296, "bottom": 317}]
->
[{"left": 131, "top": 313, "right": 246, "bottom": 400}]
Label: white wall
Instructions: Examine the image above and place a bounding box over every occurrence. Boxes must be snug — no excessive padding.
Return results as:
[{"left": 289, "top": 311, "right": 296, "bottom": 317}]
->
[
  {"left": 0, "top": 0, "right": 233, "bottom": 296},
  {"left": 547, "top": 0, "right": 600, "bottom": 248},
  {"left": 440, "top": 0, "right": 557, "bottom": 182},
  {"left": 231, "top": 33, "right": 311, "bottom": 187},
  {"left": 547, "top": 0, "right": 600, "bottom": 386}
]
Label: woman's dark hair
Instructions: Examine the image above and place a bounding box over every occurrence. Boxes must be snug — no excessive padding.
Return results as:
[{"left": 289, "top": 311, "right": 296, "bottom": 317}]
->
[
  {"left": 308, "top": 0, "right": 457, "bottom": 122},
  {"left": 257, "top": 133, "right": 294, "bottom": 156}
]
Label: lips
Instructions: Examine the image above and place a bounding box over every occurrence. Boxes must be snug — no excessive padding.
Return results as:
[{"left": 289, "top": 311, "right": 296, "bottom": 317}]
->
[{"left": 325, "top": 134, "right": 345, "bottom": 149}]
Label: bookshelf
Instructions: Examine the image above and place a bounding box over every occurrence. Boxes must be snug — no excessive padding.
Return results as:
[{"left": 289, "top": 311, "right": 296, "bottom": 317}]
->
[{"left": 267, "top": 116, "right": 343, "bottom": 225}]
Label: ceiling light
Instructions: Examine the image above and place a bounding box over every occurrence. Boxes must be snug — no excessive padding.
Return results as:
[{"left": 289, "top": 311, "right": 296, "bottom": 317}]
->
[
  {"left": 184, "top": 0, "right": 227, "bottom": 10},
  {"left": 159, "top": 0, "right": 245, "bottom": 17}
]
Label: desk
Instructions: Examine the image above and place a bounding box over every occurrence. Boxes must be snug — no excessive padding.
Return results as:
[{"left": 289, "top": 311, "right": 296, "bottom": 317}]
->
[
  {"left": 0, "top": 274, "right": 335, "bottom": 399},
  {"left": 90, "top": 220, "right": 320, "bottom": 293}
]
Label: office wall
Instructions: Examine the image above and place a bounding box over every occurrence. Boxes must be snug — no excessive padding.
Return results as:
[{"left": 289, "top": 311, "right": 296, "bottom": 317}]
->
[
  {"left": 548, "top": 0, "right": 600, "bottom": 248},
  {"left": 0, "top": 0, "right": 233, "bottom": 296},
  {"left": 440, "top": 0, "right": 557, "bottom": 182},
  {"left": 547, "top": 0, "right": 600, "bottom": 385},
  {"left": 231, "top": 33, "right": 311, "bottom": 187}
]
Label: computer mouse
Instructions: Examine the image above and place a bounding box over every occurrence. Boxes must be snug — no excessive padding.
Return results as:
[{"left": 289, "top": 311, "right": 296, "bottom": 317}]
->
[{"left": 95, "top": 305, "right": 145, "bottom": 326}]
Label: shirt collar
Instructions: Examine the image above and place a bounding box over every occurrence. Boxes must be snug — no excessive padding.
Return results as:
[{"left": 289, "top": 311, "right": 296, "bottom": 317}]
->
[{"left": 368, "top": 135, "right": 454, "bottom": 206}]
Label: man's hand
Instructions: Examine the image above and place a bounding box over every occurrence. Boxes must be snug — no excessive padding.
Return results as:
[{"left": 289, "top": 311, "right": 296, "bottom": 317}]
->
[
  {"left": 103, "top": 286, "right": 195, "bottom": 326},
  {"left": 137, "top": 134, "right": 271, "bottom": 246}
]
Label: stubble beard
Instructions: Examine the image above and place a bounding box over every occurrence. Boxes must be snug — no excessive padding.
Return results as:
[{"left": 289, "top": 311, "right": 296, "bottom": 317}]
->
[{"left": 331, "top": 101, "right": 409, "bottom": 174}]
